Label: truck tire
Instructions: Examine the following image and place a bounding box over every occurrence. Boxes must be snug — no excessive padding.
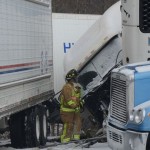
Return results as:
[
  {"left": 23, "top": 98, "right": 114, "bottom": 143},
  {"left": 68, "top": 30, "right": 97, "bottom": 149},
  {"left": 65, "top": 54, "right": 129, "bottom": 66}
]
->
[
  {"left": 25, "top": 107, "right": 41, "bottom": 147},
  {"left": 40, "top": 106, "right": 47, "bottom": 145},
  {"left": 10, "top": 111, "right": 26, "bottom": 148},
  {"left": 46, "top": 107, "right": 51, "bottom": 135},
  {"left": 146, "top": 133, "right": 150, "bottom": 150}
]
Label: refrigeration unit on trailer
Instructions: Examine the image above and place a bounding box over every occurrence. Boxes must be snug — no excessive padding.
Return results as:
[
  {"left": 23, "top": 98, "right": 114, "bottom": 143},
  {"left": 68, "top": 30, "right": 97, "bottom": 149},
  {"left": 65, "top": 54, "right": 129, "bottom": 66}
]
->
[
  {"left": 107, "top": 0, "right": 150, "bottom": 150},
  {"left": 0, "top": 0, "right": 53, "bottom": 148}
]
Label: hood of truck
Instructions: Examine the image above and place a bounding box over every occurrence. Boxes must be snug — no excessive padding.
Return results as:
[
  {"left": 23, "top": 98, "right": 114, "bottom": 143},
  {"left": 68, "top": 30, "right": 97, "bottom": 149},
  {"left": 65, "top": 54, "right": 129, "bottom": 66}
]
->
[
  {"left": 112, "top": 61, "right": 150, "bottom": 77},
  {"left": 64, "top": 1, "right": 121, "bottom": 74}
]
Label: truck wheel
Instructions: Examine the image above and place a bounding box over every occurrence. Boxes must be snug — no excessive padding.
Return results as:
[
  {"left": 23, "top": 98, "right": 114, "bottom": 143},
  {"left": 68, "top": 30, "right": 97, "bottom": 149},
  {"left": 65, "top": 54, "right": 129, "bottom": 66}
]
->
[
  {"left": 10, "top": 111, "right": 26, "bottom": 148},
  {"left": 25, "top": 107, "right": 41, "bottom": 147},
  {"left": 146, "top": 133, "right": 150, "bottom": 150},
  {"left": 40, "top": 106, "right": 47, "bottom": 145},
  {"left": 46, "top": 107, "right": 51, "bottom": 135}
]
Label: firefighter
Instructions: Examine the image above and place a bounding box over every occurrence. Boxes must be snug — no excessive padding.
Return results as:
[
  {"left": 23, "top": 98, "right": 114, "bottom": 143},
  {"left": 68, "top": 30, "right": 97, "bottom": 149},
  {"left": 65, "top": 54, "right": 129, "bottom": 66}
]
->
[{"left": 60, "top": 69, "right": 81, "bottom": 143}]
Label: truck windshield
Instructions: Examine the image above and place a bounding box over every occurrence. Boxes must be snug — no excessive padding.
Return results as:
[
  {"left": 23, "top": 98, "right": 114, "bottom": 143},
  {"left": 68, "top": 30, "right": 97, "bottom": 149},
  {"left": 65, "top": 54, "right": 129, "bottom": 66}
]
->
[{"left": 77, "top": 36, "right": 122, "bottom": 95}]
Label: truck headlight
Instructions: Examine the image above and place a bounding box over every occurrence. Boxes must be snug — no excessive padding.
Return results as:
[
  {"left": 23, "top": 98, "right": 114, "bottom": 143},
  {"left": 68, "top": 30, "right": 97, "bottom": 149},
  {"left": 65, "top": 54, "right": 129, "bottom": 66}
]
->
[
  {"left": 129, "top": 109, "right": 145, "bottom": 124},
  {"left": 129, "top": 110, "right": 134, "bottom": 121},
  {"left": 134, "top": 109, "right": 145, "bottom": 124}
]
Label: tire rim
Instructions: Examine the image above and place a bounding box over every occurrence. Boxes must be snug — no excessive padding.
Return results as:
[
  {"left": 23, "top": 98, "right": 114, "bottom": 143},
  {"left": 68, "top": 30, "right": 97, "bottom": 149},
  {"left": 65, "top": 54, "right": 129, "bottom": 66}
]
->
[
  {"left": 36, "top": 115, "right": 40, "bottom": 141},
  {"left": 46, "top": 109, "right": 50, "bottom": 135},
  {"left": 46, "top": 109, "right": 49, "bottom": 117},
  {"left": 43, "top": 114, "right": 47, "bottom": 138}
]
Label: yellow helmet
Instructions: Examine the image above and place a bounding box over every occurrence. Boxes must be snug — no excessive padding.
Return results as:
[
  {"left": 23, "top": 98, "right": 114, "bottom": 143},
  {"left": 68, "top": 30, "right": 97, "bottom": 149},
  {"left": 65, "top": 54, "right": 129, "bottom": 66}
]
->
[{"left": 65, "top": 69, "right": 78, "bottom": 81}]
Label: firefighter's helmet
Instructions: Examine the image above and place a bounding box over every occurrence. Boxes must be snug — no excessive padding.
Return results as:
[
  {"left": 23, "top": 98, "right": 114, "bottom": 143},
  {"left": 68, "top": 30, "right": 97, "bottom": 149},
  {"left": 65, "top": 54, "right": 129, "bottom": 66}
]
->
[{"left": 65, "top": 69, "right": 78, "bottom": 81}]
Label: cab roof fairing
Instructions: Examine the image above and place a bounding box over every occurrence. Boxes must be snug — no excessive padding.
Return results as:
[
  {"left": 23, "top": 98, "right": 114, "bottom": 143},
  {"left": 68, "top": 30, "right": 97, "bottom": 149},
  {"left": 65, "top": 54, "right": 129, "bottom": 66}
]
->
[{"left": 64, "top": 1, "right": 122, "bottom": 74}]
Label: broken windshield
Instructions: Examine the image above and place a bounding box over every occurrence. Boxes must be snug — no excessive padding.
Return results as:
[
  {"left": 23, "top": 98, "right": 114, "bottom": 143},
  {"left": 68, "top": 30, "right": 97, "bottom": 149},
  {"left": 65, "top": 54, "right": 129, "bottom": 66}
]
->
[{"left": 77, "top": 36, "right": 122, "bottom": 94}]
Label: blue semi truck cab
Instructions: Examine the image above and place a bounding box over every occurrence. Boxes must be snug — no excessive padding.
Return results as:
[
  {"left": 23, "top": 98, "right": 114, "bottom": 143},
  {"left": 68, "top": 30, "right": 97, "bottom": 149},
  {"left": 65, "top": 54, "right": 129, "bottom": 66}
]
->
[{"left": 107, "top": 62, "right": 150, "bottom": 150}]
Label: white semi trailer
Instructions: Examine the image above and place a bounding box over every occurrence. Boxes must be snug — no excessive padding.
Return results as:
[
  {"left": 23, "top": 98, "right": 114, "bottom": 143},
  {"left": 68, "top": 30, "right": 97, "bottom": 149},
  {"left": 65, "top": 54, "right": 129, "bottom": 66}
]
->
[{"left": 0, "top": 0, "right": 53, "bottom": 148}]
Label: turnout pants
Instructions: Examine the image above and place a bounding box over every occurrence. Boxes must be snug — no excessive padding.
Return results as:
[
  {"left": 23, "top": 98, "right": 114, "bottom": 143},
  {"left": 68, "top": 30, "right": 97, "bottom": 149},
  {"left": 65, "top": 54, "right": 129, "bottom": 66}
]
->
[
  {"left": 60, "top": 111, "right": 74, "bottom": 143},
  {"left": 73, "top": 112, "right": 82, "bottom": 140}
]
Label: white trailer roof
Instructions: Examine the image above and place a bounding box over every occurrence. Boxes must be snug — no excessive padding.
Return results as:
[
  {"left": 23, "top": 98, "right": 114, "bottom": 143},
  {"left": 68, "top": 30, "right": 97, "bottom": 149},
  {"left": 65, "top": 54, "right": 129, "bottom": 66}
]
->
[{"left": 64, "top": 1, "right": 121, "bottom": 74}]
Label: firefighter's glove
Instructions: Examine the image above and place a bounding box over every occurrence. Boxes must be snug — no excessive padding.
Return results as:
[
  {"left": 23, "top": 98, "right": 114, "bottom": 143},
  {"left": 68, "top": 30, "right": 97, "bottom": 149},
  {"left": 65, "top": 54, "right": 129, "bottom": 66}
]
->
[
  {"left": 75, "top": 86, "right": 81, "bottom": 93},
  {"left": 80, "top": 99, "right": 85, "bottom": 108},
  {"left": 75, "top": 107, "right": 80, "bottom": 112}
]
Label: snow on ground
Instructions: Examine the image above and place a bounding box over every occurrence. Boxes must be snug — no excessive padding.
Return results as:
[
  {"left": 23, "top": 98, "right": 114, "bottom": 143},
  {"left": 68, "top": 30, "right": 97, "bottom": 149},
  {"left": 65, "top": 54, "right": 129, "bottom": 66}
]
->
[
  {"left": 45, "top": 142, "right": 111, "bottom": 150},
  {"left": 0, "top": 142, "right": 111, "bottom": 150},
  {"left": 0, "top": 134, "right": 111, "bottom": 150}
]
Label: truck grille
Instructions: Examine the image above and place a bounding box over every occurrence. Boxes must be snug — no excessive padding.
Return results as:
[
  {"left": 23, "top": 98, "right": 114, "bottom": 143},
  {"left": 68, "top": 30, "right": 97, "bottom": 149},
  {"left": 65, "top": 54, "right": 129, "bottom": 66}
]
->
[
  {"left": 110, "top": 78, "right": 127, "bottom": 124},
  {"left": 140, "top": 0, "right": 150, "bottom": 33},
  {"left": 109, "top": 131, "right": 122, "bottom": 144}
]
